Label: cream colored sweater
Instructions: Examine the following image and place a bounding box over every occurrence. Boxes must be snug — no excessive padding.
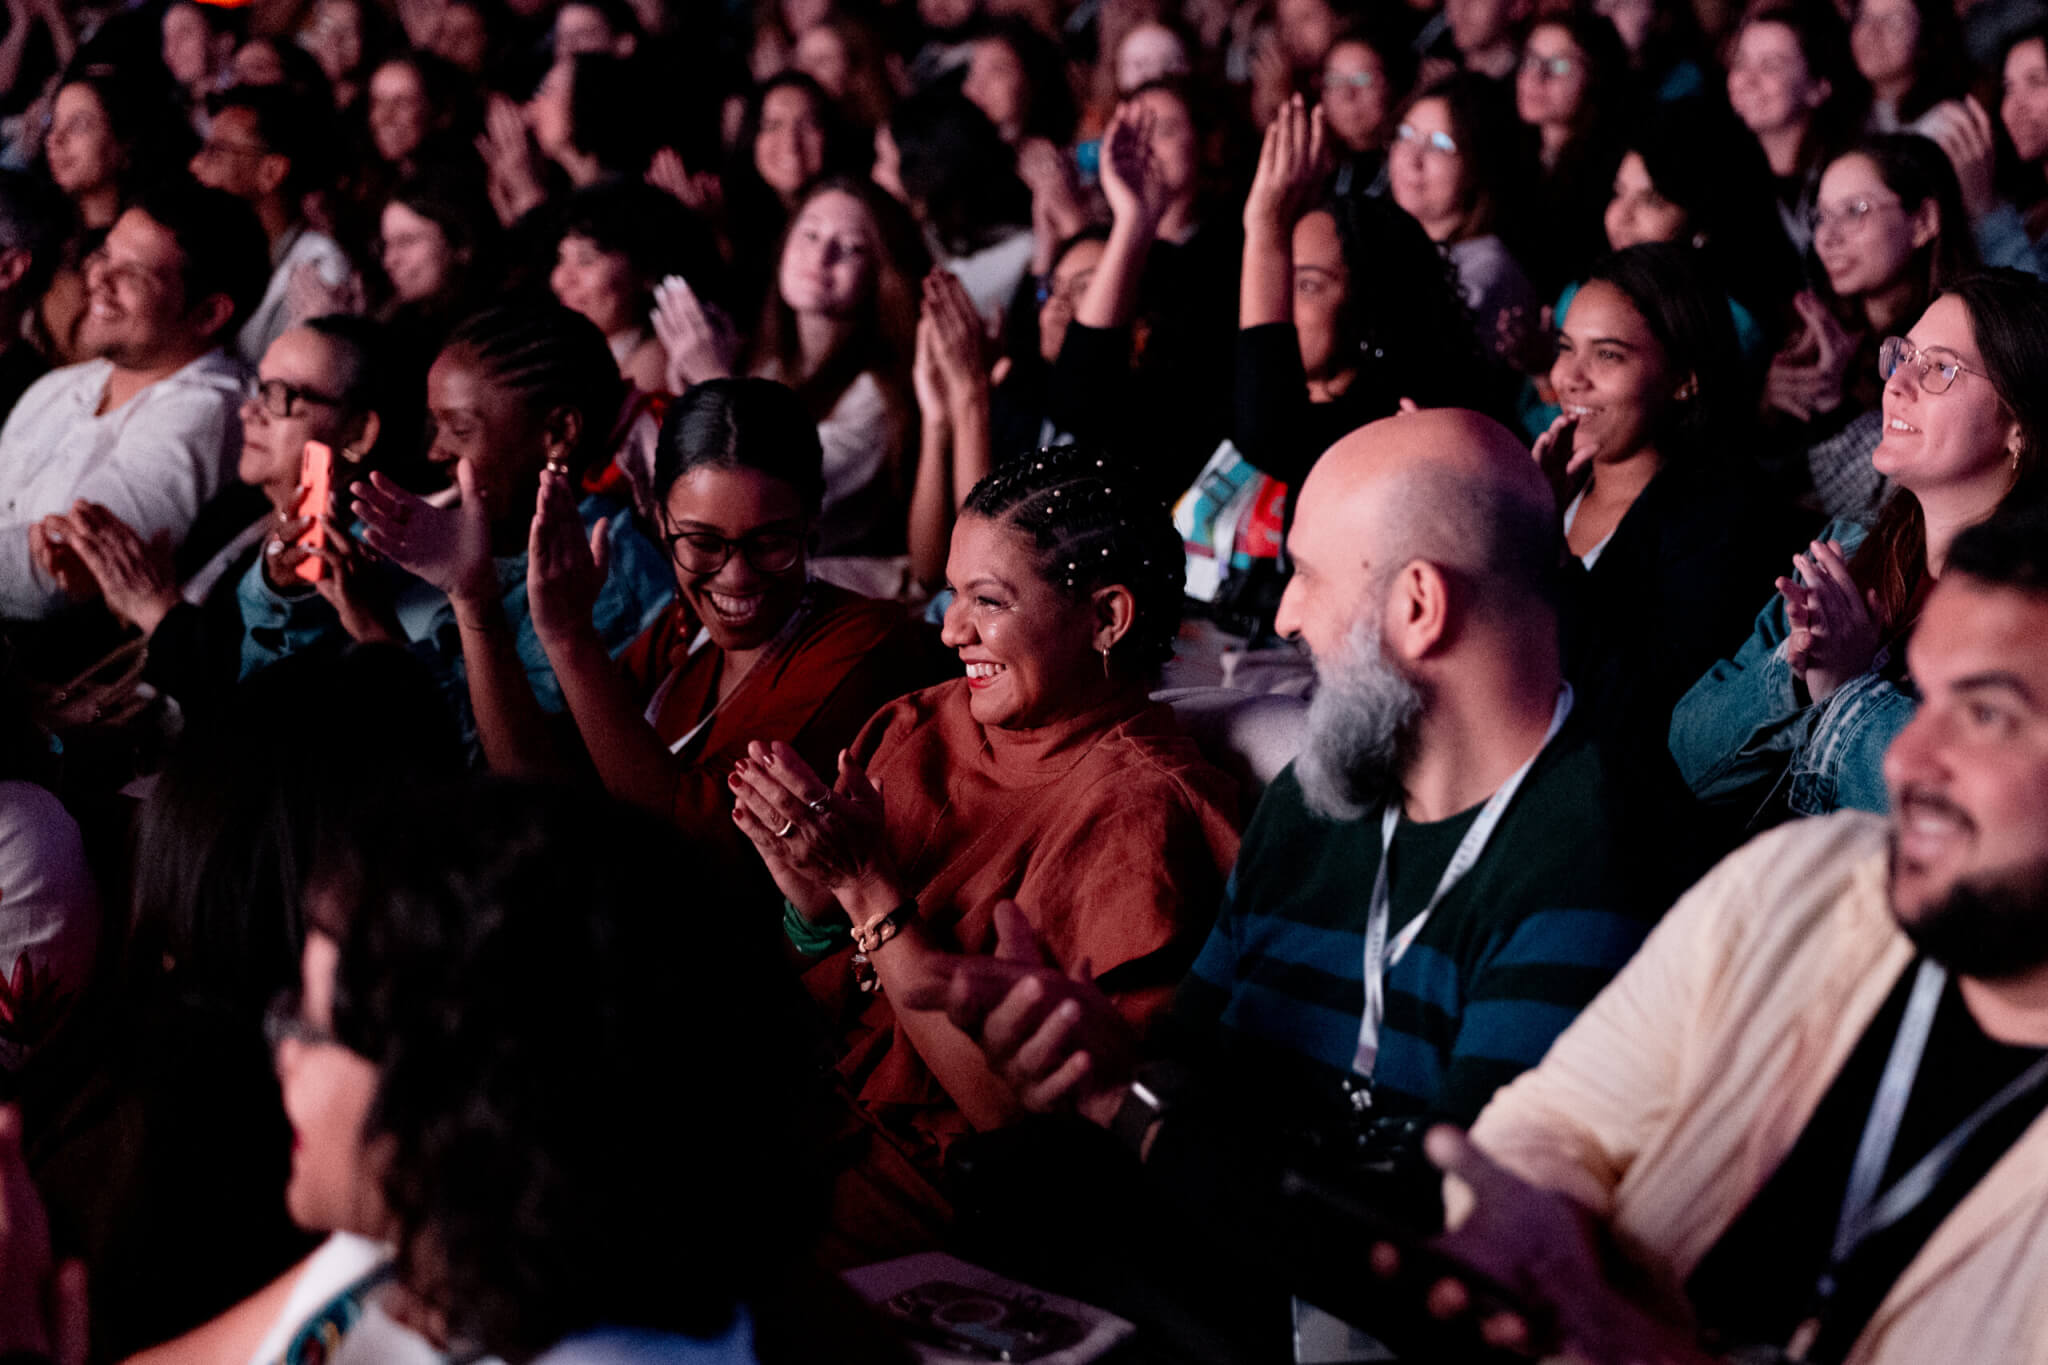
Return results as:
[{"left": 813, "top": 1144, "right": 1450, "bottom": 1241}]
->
[{"left": 1472, "top": 810, "right": 2048, "bottom": 1365}]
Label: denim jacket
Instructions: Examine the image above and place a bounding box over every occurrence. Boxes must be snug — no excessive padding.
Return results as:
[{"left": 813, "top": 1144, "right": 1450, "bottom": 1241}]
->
[
  {"left": 1667, "top": 519, "right": 1913, "bottom": 822},
  {"left": 235, "top": 491, "right": 674, "bottom": 754}
]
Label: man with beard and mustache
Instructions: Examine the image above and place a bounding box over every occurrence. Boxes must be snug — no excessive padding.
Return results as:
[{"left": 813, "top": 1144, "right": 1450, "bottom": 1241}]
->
[
  {"left": 0, "top": 178, "right": 264, "bottom": 620},
  {"left": 1389, "top": 498, "right": 2048, "bottom": 1365},
  {"left": 903, "top": 409, "right": 1698, "bottom": 1355}
]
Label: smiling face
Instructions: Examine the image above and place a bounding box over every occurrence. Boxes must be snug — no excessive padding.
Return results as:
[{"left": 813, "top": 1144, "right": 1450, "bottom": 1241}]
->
[
  {"left": 162, "top": 3, "right": 214, "bottom": 86},
  {"left": 1727, "top": 21, "right": 1829, "bottom": 137},
  {"left": 45, "top": 83, "right": 117, "bottom": 199},
  {"left": 275, "top": 931, "right": 390, "bottom": 1235},
  {"left": 1605, "top": 150, "right": 1689, "bottom": 248},
  {"left": 660, "top": 465, "right": 810, "bottom": 649},
  {"left": 1320, "top": 40, "right": 1389, "bottom": 152},
  {"left": 1885, "top": 576, "right": 2048, "bottom": 970},
  {"left": 1516, "top": 24, "right": 1590, "bottom": 129},
  {"left": 425, "top": 345, "right": 558, "bottom": 540},
  {"left": 368, "top": 61, "right": 429, "bottom": 164},
  {"left": 380, "top": 201, "right": 454, "bottom": 303},
  {"left": 79, "top": 209, "right": 202, "bottom": 369},
  {"left": 939, "top": 513, "right": 1110, "bottom": 730},
  {"left": 2004, "top": 37, "right": 2048, "bottom": 164},
  {"left": 756, "top": 85, "right": 827, "bottom": 200},
  {"left": 1388, "top": 96, "right": 1468, "bottom": 238},
  {"left": 1873, "top": 294, "right": 2020, "bottom": 498},
  {"left": 550, "top": 232, "right": 638, "bottom": 337},
  {"left": 239, "top": 328, "right": 359, "bottom": 500},
  {"left": 778, "top": 189, "right": 876, "bottom": 318},
  {"left": 1549, "top": 278, "right": 1681, "bottom": 462},
  {"left": 1813, "top": 153, "right": 1928, "bottom": 301}
]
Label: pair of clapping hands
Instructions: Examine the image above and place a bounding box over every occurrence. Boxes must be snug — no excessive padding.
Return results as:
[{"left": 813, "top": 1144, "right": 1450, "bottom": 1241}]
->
[{"left": 902, "top": 912, "right": 1715, "bottom": 1365}]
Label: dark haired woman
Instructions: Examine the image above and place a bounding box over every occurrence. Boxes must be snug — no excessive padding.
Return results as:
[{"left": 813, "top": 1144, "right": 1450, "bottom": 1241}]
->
[
  {"left": 549, "top": 181, "right": 724, "bottom": 392},
  {"left": 1852, "top": 0, "right": 1966, "bottom": 131},
  {"left": 1533, "top": 244, "right": 1800, "bottom": 750},
  {"left": 49, "top": 318, "right": 404, "bottom": 725},
  {"left": 1673, "top": 269, "right": 2048, "bottom": 828},
  {"left": 730, "top": 448, "right": 1241, "bottom": 1263},
  {"left": 1725, "top": 2, "right": 1867, "bottom": 254},
  {"left": 526, "top": 377, "right": 942, "bottom": 853},
  {"left": 477, "top": 53, "right": 654, "bottom": 229},
  {"left": 1768, "top": 133, "right": 1977, "bottom": 521},
  {"left": 246, "top": 301, "right": 673, "bottom": 768},
  {"left": 376, "top": 174, "right": 498, "bottom": 378},
  {"left": 1317, "top": 24, "right": 1412, "bottom": 198},
  {"left": 1515, "top": 13, "right": 1633, "bottom": 292},
  {"left": 20, "top": 643, "right": 461, "bottom": 1361},
  {"left": 1388, "top": 74, "right": 1542, "bottom": 362},
  {"left": 703, "top": 72, "right": 859, "bottom": 316},
  {"left": 875, "top": 89, "right": 1032, "bottom": 326},
  {"left": 961, "top": 17, "right": 1077, "bottom": 148}
]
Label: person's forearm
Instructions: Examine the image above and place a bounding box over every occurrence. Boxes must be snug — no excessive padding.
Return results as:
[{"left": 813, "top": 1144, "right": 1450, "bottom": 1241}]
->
[
  {"left": 947, "top": 385, "right": 991, "bottom": 509},
  {"left": 908, "top": 413, "right": 954, "bottom": 593},
  {"left": 1239, "top": 223, "right": 1293, "bottom": 330},
  {"left": 454, "top": 595, "right": 567, "bottom": 778},
  {"left": 537, "top": 623, "right": 681, "bottom": 813},
  {"left": 1075, "top": 214, "right": 1158, "bottom": 331}
]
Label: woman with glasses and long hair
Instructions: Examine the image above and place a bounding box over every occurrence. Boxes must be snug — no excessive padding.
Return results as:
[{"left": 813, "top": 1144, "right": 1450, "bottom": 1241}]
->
[
  {"left": 525, "top": 377, "right": 943, "bottom": 856},
  {"left": 1766, "top": 133, "right": 1977, "bottom": 521},
  {"left": 1672, "top": 268, "right": 2048, "bottom": 834}
]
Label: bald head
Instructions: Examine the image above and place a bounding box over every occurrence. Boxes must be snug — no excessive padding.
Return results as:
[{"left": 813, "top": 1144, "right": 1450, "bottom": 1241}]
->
[{"left": 1289, "top": 408, "right": 1559, "bottom": 618}]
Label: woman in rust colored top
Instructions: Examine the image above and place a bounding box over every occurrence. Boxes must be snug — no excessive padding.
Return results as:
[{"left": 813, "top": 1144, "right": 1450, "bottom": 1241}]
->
[
  {"left": 528, "top": 377, "right": 945, "bottom": 862},
  {"left": 732, "top": 446, "right": 1242, "bottom": 1261}
]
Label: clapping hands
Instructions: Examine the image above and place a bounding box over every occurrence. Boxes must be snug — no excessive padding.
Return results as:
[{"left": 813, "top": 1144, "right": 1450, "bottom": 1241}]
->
[
  {"left": 1766, "top": 292, "right": 1858, "bottom": 423},
  {"left": 1779, "top": 538, "right": 1882, "bottom": 702}
]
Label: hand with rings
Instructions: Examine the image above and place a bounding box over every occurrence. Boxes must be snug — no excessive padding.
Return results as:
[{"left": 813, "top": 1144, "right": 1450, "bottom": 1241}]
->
[{"left": 728, "top": 739, "right": 892, "bottom": 906}]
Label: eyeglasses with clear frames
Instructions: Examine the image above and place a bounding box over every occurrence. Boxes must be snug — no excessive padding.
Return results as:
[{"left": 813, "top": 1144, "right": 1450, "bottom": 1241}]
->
[
  {"left": 1878, "top": 335, "right": 1985, "bottom": 394},
  {"left": 663, "top": 525, "right": 805, "bottom": 575},
  {"left": 1394, "top": 123, "right": 1457, "bottom": 155},
  {"left": 1519, "top": 53, "right": 1579, "bottom": 79},
  {"left": 1322, "top": 70, "right": 1379, "bottom": 92},
  {"left": 1808, "top": 194, "right": 1901, "bottom": 237}
]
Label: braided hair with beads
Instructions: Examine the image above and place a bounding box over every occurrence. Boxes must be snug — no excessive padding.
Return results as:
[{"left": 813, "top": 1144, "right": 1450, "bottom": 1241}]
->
[
  {"left": 961, "top": 447, "right": 1186, "bottom": 676},
  {"left": 441, "top": 299, "right": 624, "bottom": 480}
]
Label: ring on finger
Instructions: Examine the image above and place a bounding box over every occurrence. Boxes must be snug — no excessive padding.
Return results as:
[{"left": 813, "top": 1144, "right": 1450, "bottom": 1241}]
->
[
  {"left": 807, "top": 795, "right": 831, "bottom": 814},
  {"left": 775, "top": 819, "right": 797, "bottom": 838}
]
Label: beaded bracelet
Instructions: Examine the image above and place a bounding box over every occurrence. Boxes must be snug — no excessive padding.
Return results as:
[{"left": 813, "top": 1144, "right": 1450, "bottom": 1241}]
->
[{"left": 781, "top": 898, "right": 852, "bottom": 959}]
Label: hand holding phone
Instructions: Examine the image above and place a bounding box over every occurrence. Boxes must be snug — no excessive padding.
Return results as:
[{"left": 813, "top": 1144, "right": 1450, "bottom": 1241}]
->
[{"left": 294, "top": 441, "right": 333, "bottom": 585}]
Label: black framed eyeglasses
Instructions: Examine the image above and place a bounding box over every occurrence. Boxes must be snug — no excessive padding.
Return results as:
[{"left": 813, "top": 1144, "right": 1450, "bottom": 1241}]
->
[
  {"left": 662, "top": 525, "right": 805, "bottom": 575},
  {"left": 263, "top": 990, "right": 339, "bottom": 1051},
  {"left": 246, "top": 376, "right": 345, "bottom": 420},
  {"left": 1878, "top": 336, "right": 1984, "bottom": 395}
]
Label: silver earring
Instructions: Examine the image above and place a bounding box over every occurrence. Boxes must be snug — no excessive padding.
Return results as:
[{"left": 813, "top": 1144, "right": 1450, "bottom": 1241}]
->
[{"left": 1100, "top": 646, "right": 1111, "bottom": 679}]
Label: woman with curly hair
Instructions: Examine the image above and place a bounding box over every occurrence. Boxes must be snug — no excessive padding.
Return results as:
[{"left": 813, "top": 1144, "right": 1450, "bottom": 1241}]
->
[
  {"left": 245, "top": 781, "right": 901, "bottom": 1362},
  {"left": 730, "top": 448, "right": 1242, "bottom": 1264}
]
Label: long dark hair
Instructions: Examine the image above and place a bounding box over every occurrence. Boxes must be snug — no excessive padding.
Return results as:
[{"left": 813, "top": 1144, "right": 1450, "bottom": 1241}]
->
[
  {"left": 1831, "top": 133, "right": 1979, "bottom": 309},
  {"left": 1731, "top": 3, "right": 1867, "bottom": 180},
  {"left": 1851, "top": 269, "right": 2048, "bottom": 626},
  {"left": 1324, "top": 193, "right": 1497, "bottom": 412},
  {"left": 316, "top": 781, "right": 824, "bottom": 1360},
  {"left": 1400, "top": 73, "right": 1535, "bottom": 244},
  {"left": 887, "top": 88, "right": 1029, "bottom": 256},
  {"left": 653, "top": 377, "right": 825, "bottom": 518},
  {"left": 1856, "top": 0, "right": 1967, "bottom": 124}
]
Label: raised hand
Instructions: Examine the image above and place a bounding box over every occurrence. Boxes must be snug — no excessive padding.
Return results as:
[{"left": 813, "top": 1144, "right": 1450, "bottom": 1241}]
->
[
  {"left": 54, "top": 502, "right": 178, "bottom": 635},
  {"left": 285, "top": 260, "right": 364, "bottom": 325},
  {"left": 922, "top": 268, "right": 990, "bottom": 397},
  {"left": 729, "top": 740, "right": 893, "bottom": 902},
  {"left": 1101, "top": 101, "right": 1170, "bottom": 231},
  {"left": 353, "top": 461, "right": 496, "bottom": 606},
  {"left": 1765, "top": 292, "right": 1857, "bottom": 422},
  {"left": 645, "top": 146, "right": 723, "bottom": 216},
  {"left": 475, "top": 93, "right": 544, "bottom": 225},
  {"left": 650, "top": 274, "right": 736, "bottom": 394},
  {"left": 1017, "top": 136, "right": 1086, "bottom": 250},
  {"left": 1531, "top": 411, "right": 1597, "bottom": 511},
  {"left": 527, "top": 468, "right": 607, "bottom": 645},
  {"left": 912, "top": 311, "right": 948, "bottom": 425},
  {"left": 1778, "top": 538, "right": 1881, "bottom": 701},
  {"left": 1920, "top": 97, "right": 1997, "bottom": 222},
  {"left": 1243, "top": 95, "right": 1328, "bottom": 239}
]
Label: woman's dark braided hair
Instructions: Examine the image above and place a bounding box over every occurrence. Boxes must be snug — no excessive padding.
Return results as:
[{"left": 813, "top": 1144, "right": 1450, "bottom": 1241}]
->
[
  {"left": 443, "top": 298, "right": 623, "bottom": 478},
  {"left": 962, "top": 446, "right": 1185, "bottom": 676}
]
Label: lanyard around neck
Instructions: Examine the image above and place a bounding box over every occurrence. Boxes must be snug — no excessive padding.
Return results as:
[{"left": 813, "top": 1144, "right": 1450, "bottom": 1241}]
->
[
  {"left": 1786, "top": 958, "right": 2048, "bottom": 1359},
  {"left": 1349, "top": 684, "right": 1574, "bottom": 1085}
]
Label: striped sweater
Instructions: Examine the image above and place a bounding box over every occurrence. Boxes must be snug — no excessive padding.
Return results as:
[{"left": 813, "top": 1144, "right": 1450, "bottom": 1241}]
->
[{"left": 1172, "top": 714, "right": 1699, "bottom": 1125}]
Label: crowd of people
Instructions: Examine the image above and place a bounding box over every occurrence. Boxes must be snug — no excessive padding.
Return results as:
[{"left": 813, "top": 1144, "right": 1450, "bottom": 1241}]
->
[{"left": 0, "top": 0, "right": 2040, "bottom": 1358}]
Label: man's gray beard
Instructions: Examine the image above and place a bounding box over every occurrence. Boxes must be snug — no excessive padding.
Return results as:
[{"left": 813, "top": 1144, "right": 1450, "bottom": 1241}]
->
[{"left": 1295, "top": 611, "right": 1423, "bottom": 823}]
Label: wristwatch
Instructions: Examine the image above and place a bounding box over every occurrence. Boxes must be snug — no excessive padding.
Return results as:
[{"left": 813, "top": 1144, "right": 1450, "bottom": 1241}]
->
[{"left": 1109, "top": 1078, "right": 1169, "bottom": 1157}]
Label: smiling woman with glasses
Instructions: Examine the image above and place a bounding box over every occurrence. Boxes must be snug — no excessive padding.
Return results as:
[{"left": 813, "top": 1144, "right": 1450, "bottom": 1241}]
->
[
  {"left": 1674, "top": 268, "right": 2048, "bottom": 833},
  {"left": 525, "top": 375, "right": 943, "bottom": 863}
]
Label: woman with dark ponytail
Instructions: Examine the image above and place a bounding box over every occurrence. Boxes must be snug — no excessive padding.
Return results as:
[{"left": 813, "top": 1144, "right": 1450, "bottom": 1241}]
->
[{"left": 728, "top": 446, "right": 1242, "bottom": 1265}]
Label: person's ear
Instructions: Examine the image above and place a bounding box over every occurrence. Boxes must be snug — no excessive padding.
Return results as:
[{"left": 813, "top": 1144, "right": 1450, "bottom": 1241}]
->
[
  {"left": 1088, "top": 582, "right": 1137, "bottom": 656},
  {"left": 1673, "top": 371, "right": 1699, "bottom": 403},
  {"left": 1386, "top": 558, "right": 1450, "bottom": 662},
  {"left": 339, "top": 410, "right": 381, "bottom": 461},
  {"left": 186, "top": 291, "right": 238, "bottom": 346},
  {"left": 541, "top": 406, "right": 582, "bottom": 465},
  {"left": 254, "top": 152, "right": 292, "bottom": 199},
  {"left": 1908, "top": 197, "right": 1940, "bottom": 251},
  {"left": 1805, "top": 76, "right": 1832, "bottom": 110},
  {"left": 0, "top": 248, "right": 31, "bottom": 297}
]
